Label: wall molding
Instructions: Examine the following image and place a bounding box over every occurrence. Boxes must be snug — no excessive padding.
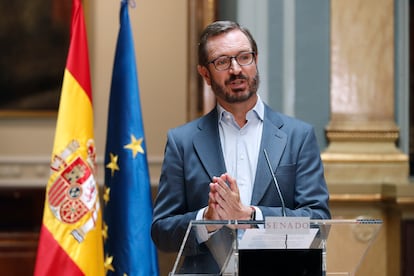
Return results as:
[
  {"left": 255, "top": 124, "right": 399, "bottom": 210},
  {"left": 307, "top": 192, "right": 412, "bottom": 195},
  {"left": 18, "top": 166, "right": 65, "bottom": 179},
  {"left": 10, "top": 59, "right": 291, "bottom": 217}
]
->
[{"left": 0, "top": 155, "right": 164, "bottom": 188}]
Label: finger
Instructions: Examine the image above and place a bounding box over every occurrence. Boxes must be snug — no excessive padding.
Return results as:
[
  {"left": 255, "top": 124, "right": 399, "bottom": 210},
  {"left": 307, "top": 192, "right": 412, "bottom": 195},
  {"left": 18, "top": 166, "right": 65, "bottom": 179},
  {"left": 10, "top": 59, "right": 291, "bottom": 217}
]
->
[
  {"left": 209, "top": 182, "right": 218, "bottom": 195},
  {"left": 211, "top": 176, "right": 221, "bottom": 184},
  {"left": 216, "top": 175, "right": 232, "bottom": 193},
  {"left": 214, "top": 189, "right": 230, "bottom": 212},
  {"left": 224, "top": 173, "right": 239, "bottom": 193},
  {"left": 215, "top": 203, "right": 228, "bottom": 219},
  {"left": 209, "top": 191, "right": 218, "bottom": 204}
]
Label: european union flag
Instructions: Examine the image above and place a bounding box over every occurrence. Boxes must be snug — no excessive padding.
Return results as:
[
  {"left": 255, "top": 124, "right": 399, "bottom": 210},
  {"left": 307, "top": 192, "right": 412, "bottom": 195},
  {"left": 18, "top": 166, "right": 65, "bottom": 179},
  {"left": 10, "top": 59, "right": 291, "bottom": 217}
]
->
[{"left": 103, "top": 1, "right": 159, "bottom": 275}]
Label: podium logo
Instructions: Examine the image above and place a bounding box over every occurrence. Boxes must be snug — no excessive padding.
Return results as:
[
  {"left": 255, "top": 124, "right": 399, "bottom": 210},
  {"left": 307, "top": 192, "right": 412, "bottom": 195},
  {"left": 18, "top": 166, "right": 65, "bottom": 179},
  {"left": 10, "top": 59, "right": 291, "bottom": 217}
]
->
[{"left": 265, "top": 217, "right": 310, "bottom": 234}]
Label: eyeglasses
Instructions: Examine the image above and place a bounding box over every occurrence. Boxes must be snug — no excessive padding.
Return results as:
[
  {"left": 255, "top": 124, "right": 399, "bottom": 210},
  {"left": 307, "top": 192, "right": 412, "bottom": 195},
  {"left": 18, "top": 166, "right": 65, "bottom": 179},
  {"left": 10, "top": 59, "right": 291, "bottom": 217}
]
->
[{"left": 207, "top": 51, "right": 256, "bottom": 71}]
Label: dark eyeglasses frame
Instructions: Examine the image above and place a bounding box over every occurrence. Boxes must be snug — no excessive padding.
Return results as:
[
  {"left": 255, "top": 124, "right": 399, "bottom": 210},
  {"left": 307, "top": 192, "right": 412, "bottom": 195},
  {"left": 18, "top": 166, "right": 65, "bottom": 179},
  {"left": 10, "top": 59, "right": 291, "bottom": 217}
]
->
[{"left": 206, "top": 51, "right": 256, "bottom": 71}]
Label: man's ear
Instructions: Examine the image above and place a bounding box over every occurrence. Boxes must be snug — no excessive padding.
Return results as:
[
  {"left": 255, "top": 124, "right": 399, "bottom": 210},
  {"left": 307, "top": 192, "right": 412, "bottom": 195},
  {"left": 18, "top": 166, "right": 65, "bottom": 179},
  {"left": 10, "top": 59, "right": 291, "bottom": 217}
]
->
[{"left": 197, "top": 65, "right": 211, "bottom": 86}]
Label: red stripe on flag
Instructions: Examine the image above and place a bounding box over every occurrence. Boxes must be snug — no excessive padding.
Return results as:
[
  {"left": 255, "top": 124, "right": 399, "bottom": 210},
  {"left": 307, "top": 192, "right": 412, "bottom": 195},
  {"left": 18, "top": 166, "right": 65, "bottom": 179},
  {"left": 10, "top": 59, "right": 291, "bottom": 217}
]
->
[
  {"left": 66, "top": 0, "right": 92, "bottom": 103},
  {"left": 48, "top": 179, "right": 69, "bottom": 206},
  {"left": 34, "top": 226, "right": 83, "bottom": 276}
]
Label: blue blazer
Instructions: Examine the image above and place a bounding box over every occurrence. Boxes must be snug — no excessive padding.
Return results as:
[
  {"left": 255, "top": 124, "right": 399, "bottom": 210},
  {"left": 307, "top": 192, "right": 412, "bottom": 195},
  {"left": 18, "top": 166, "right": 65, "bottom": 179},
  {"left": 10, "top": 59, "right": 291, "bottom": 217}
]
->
[{"left": 151, "top": 104, "right": 330, "bottom": 254}]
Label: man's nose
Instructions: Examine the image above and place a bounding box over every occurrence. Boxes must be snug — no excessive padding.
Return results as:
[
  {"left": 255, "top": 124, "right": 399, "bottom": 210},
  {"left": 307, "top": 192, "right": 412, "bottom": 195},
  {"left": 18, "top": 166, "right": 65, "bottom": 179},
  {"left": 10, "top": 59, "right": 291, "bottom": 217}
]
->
[{"left": 229, "top": 58, "right": 242, "bottom": 74}]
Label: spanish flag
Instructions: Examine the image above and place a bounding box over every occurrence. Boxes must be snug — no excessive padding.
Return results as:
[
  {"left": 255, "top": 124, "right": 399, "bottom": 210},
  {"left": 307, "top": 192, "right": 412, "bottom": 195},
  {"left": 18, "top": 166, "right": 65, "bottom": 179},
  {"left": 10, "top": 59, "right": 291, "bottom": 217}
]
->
[{"left": 34, "top": 0, "right": 104, "bottom": 275}]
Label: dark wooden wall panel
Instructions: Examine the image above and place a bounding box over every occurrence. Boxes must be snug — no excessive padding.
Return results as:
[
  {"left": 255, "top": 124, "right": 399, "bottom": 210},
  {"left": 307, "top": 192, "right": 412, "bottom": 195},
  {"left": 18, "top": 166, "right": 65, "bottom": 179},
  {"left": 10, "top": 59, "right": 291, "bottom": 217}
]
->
[
  {"left": 0, "top": 187, "right": 176, "bottom": 275},
  {"left": 402, "top": 220, "right": 414, "bottom": 276}
]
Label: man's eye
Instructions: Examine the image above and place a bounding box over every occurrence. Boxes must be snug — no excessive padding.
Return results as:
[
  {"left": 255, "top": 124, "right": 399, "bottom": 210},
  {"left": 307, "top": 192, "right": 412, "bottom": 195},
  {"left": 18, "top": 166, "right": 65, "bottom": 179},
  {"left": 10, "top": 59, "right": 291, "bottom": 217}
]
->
[
  {"left": 215, "top": 58, "right": 229, "bottom": 66},
  {"left": 239, "top": 54, "right": 250, "bottom": 61}
]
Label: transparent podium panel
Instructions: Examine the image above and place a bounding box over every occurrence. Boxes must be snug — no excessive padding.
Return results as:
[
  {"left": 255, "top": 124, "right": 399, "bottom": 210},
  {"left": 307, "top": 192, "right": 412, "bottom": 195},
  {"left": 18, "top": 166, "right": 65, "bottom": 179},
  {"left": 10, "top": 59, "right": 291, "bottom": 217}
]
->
[{"left": 169, "top": 219, "right": 382, "bottom": 276}]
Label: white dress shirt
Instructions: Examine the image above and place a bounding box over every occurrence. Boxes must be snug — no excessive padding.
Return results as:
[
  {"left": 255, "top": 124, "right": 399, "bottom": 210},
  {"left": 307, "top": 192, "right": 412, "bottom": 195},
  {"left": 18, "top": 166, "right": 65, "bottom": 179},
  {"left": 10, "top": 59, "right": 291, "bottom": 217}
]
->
[
  {"left": 196, "top": 97, "right": 265, "bottom": 242},
  {"left": 217, "top": 98, "right": 264, "bottom": 206}
]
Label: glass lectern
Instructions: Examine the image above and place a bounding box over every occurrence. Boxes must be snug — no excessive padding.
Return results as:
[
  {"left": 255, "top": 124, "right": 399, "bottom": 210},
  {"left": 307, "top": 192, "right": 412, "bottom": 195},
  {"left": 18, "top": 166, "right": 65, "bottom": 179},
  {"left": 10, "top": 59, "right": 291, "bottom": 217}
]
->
[{"left": 169, "top": 219, "right": 382, "bottom": 276}]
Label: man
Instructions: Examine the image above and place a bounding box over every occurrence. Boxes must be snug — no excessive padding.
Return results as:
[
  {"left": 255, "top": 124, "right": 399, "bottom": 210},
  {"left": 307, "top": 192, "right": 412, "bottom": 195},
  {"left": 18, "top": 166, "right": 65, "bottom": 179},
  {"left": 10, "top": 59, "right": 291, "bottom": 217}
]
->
[{"left": 151, "top": 20, "right": 330, "bottom": 273}]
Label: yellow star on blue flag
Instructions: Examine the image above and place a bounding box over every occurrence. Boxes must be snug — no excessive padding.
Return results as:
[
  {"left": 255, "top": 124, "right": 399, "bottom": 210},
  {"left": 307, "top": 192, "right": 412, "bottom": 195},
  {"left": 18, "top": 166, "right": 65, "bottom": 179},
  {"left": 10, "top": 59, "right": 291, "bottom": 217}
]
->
[{"left": 124, "top": 134, "right": 144, "bottom": 158}]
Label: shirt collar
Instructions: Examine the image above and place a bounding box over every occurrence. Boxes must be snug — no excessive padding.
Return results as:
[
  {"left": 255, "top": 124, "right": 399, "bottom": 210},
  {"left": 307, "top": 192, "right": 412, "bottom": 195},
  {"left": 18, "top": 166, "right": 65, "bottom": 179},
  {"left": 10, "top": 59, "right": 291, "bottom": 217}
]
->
[{"left": 217, "top": 95, "right": 265, "bottom": 123}]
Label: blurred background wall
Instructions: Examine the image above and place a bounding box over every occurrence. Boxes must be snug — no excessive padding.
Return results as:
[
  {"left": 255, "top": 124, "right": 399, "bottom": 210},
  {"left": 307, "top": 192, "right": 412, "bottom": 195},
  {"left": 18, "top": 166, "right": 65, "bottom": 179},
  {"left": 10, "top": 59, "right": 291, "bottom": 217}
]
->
[{"left": 0, "top": 0, "right": 413, "bottom": 275}]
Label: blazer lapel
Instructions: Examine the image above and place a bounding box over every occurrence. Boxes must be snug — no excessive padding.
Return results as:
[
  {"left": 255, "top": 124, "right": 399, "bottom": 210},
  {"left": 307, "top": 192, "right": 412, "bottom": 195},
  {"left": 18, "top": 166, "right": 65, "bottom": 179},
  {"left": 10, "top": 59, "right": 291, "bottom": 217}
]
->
[
  {"left": 192, "top": 106, "right": 287, "bottom": 204},
  {"left": 193, "top": 109, "right": 227, "bottom": 180},
  {"left": 251, "top": 109, "right": 287, "bottom": 205}
]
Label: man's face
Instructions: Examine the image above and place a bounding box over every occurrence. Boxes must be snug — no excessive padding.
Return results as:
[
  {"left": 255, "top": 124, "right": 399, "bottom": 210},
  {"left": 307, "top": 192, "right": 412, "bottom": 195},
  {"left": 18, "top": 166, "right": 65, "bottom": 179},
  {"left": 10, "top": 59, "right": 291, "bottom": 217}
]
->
[{"left": 199, "top": 30, "right": 259, "bottom": 105}]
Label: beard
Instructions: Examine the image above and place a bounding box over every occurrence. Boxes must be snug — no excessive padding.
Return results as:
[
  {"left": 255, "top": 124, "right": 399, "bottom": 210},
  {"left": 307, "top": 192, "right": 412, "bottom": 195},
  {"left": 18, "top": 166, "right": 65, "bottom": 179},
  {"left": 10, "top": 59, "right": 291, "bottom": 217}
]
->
[{"left": 210, "top": 70, "right": 260, "bottom": 104}]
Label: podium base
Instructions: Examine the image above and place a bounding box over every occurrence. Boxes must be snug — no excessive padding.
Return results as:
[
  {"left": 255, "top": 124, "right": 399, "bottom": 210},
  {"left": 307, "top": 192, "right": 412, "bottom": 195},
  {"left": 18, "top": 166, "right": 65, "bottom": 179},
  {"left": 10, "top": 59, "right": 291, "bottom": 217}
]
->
[{"left": 238, "top": 248, "right": 323, "bottom": 276}]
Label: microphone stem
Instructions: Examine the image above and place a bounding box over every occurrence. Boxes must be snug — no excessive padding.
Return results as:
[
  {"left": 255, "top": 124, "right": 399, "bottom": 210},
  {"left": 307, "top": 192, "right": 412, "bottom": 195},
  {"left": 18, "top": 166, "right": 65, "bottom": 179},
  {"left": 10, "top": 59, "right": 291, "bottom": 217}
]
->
[{"left": 264, "top": 149, "right": 287, "bottom": 217}]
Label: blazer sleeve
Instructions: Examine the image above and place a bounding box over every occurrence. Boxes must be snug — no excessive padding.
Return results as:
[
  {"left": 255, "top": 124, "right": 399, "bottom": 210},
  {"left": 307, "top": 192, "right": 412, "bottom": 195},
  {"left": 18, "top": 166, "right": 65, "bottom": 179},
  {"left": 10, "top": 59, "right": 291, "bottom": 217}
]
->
[{"left": 151, "top": 129, "right": 198, "bottom": 252}]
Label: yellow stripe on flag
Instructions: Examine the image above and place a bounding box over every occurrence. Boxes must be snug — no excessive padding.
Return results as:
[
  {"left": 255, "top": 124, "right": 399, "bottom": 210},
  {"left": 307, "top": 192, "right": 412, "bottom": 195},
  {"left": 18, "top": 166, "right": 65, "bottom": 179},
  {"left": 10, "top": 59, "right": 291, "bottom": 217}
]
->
[
  {"left": 43, "top": 70, "right": 104, "bottom": 275},
  {"left": 53, "top": 69, "right": 94, "bottom": 153}
]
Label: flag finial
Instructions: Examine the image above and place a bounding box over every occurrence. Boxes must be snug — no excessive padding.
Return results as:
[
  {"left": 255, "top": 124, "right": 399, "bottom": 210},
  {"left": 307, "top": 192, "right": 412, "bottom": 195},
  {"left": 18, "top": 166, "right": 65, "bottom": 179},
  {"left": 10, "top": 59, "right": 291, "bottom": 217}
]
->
[{"left": 121, "top": 0, "right": 136, "bottom": 8}]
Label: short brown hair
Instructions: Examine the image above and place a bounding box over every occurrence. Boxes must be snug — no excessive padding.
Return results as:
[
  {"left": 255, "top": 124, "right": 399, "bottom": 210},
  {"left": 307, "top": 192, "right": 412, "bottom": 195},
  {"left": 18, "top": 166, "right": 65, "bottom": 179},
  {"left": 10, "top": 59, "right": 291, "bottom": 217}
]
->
[{"left": 198, "top": 21, "right": 258, "bottom": 66}]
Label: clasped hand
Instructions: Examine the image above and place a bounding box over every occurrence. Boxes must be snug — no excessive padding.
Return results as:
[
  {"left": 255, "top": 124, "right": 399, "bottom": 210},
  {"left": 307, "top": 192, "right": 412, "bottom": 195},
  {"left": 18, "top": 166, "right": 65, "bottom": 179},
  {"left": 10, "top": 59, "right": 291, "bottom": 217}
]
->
[{"left": 203, "top": 173, "right": 252, "bottom": 232}]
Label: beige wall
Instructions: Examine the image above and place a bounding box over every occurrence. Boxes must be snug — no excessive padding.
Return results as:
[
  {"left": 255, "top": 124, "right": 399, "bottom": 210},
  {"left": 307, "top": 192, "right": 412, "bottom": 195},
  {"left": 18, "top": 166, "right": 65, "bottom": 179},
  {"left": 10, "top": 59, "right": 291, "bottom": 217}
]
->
[
  {"left": 90, "top": 0, "right": 188, "bottom": 183},
  {"left": 0, "top": 0, "right": 188, "bottom": 186}
]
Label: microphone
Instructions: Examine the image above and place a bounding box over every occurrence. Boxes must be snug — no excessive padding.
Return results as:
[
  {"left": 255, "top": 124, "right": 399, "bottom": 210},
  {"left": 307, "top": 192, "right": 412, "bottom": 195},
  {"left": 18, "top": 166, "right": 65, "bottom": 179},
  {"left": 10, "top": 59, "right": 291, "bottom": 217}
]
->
[{"left": 263, "top": 149, "right": 287, "bottom": 217}]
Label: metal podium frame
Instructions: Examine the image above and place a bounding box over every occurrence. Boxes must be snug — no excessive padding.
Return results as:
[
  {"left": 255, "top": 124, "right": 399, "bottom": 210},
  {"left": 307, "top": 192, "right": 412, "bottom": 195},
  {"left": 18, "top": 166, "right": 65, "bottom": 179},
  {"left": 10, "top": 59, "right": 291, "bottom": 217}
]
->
[{"left": 169, "top": 218, "right": 382, "bottom": 276}]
